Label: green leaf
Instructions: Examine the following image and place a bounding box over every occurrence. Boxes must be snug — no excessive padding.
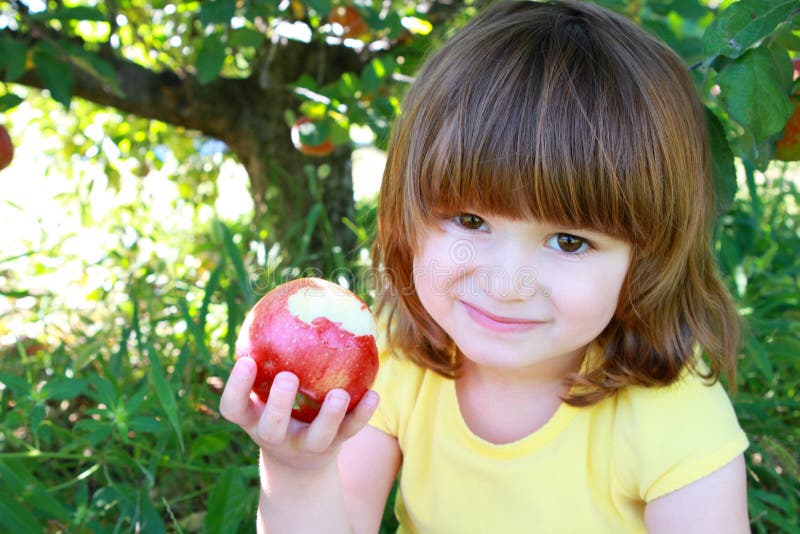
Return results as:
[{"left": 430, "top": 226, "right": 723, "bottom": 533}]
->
[
  {"left": 703, "top": 0, "right": 798, "bottom": 58},
  {"left": 670, "top": 0, "right": 708, "bottom": 20},
  {"left": 62, "top": 43, "right": 123, "bottom": 97},
  {"left": 304, "top": 0, "right": 333, "bottom": 16},
  {"left": 125, "top": 380, "right": 150, "bottom": 415},
  {"left": 0, "top": 373, "right": 32, "bottom": 396},
  {"left": 717, "top": 46, "right": 794, "bottom": 143},
  {"left": 299, "top": 203, "right": 323, "bottom": 259},
  {"left": 129, "top": 416, "right": 164, "bottom": 433},
  {"left": 760, "top": 435, "right": 800, "bottom": 479},
  {"left": 772, "top": 21, "right": 800, "bottom": 51},
  {"left": 87, "top": 373, "right": 118, "bottom": 406},
  {"left": 0, "top": 498, "right": 39, "bottom": 533},
  {"left": 297, "top": 119, "right": 330, "bottom": 146},
  {"left": 31, "top": 5, "right": 107, "bottom": 22},
  {"left": 136, "top": 488, "right": 167, "bottom": 534},
  {"left": 219, "top": 222, "right": 256, "bottom": 306},
  {"left": 59, "top": 5, "right": 105, "bottom": 21},
  {"left": 744, "top": 332, "right": 775, "bottom": 383},
  {"left": 706, "top": 108, "right": 737, "bottom": 214},
  {"left": 188, "top": 432, "right": 231, "bottom": 460},
  {"left": 146, "top": 343, "right": 185, "bottom": 453},
  {"left": 338, "top": 72, "right": 360, "bottom": 99},
  {"left": 0, "top": 461, "right": 72, "bottom": 521},
  {"left": 329, "top": 114, "right": 351, "bottom": 145},
  {"left": 195, "top": 34, "right": 226, "bottom": 85},
  {"left": 0, "top": 93, "right": 24, "bottom": 112},
  {"left": 0, "top": 36, "right": 28, "bottom": 82},
  {"left": 199, "top": 0, "right": 237, "bottom": 25},
  {"left": 199, "top": 256, "right": 225, "bottom": 331},
  {"left": 361, "top": 58, "right": 390, "bottom": 94},
  {"left": 205, "top": 467, "right": 247, "bottom": 534},
  {"left": 179, "top": 299, "right": 211, "bottom": 362},
  {"left": 74, "top": 418, "right": 115, "bottom": 445},
  {"left": 41, "top": 378, "right": 89, "bottom": 400},
  {"left": 30, "top": 403, "right": 45, "bottom": 433},
  {"left": 229, "top": 28, "right": 266, "bottom": 49},
  {"left": 33, "top": 44, "right": 74, "bottom": 108}
]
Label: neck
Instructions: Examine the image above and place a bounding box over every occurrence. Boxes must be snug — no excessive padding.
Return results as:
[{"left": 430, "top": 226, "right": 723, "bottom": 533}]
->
[
  {"left": 458, "top": 346, "right": 586, "bottom": 391},
  {"left": 454, "top": 349, "right": 587, "bottom": 444}
]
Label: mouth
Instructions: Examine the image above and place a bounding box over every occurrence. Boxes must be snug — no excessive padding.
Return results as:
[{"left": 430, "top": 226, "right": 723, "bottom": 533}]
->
[{"left": 459, "top": 301, "right": 544, "bottom": 333}]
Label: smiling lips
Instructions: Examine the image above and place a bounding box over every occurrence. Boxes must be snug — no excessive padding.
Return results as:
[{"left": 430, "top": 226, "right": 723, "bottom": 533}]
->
[{"left": 460, "top": 301, "right": 545, "bottom": 333}]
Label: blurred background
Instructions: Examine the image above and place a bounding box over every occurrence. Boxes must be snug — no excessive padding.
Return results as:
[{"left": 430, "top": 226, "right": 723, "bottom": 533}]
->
[{"left": 0, "top": 0, "right": 798, "bottom": 532}]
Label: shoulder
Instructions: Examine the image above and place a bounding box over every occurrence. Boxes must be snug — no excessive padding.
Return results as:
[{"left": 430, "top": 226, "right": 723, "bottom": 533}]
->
[
  {"left": 617, "top": 363, "right": 737, "bottom": 419},
  {"left": 612, "top": 364, "right": 749, "bottom": 502}
]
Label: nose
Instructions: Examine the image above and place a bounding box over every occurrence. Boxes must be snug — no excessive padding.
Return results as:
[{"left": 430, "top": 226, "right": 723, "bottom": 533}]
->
[{"left": 475, "top": 240, "right": 545, "bottom": 301}]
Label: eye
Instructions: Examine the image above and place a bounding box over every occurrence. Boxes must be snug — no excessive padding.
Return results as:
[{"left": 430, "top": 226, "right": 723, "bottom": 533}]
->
[
  {"left": 454, "top": 213, "right": 487, "bottom": 231},
  {"left": 547, "top": 233, "right": 590, "bottom": 254}
]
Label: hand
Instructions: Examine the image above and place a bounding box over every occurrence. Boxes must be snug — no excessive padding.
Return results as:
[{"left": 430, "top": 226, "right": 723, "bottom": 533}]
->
[{"left": 219, "top": 356, "right": 380, "bottom": 471}]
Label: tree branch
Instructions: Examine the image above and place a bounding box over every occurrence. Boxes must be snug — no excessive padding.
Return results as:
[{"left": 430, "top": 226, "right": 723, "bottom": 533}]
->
[{"left": 1, "top": 30, "right": 363, "bottom": 144}]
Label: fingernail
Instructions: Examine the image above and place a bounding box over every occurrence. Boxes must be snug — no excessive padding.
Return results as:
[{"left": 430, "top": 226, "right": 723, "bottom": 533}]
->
[
  {"left": 363, "top": 391, "right": 379, "bottom": 408},
  {"left": 233, "top": 359, "right": 254, "bottom": 379},
  {"left": 274, "top": 374, "right": 298, "bottom": 392},
  {"left": 328, "top": 391, "right": 349, "bottom": 409}
]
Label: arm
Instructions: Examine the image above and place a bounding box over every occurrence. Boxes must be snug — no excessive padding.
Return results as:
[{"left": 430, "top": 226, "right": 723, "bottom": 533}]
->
[
  {"left": 257, "top": 422, "right": 401, "bottom": 534},
  {"left": 644, "top": 455, "right": 750, "bottom": 534},
  {"left": 339, "top": 425, "right": 402, "bottom": 534},
  {"left": 220, "top": 357, "right": 394, "bottom": 533}
]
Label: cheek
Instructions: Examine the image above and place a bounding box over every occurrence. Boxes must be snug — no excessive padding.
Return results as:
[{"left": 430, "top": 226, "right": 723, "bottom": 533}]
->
[
  {"left": 413, "top": 253, "right": 447, "bottom": 306},
  {"left": 413, "top": 237, "right": 460, "bottom": 289},
  {"left": 551, "top": 263, "right": 628, "bottom": 321}
]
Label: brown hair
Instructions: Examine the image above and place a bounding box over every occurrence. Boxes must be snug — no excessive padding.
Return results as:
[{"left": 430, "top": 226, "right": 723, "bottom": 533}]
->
[{"left": 372, "top": 0, "right": 739, "bottom": 405}]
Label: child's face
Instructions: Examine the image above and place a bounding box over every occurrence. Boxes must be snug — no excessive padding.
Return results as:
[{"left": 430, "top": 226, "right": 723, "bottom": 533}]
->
[{"left": 412, "top": 212, "right": 631, "bottom": 373}]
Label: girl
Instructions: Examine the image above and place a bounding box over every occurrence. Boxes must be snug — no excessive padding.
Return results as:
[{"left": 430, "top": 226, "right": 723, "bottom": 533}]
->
[{"left": 220, "top": 1, "right": 750, "bottom": 532}]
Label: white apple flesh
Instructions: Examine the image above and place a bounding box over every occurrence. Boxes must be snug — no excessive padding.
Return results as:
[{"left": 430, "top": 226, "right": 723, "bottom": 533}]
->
[{"left": 235, "top": 277, "right": 379, "bottom": 423}]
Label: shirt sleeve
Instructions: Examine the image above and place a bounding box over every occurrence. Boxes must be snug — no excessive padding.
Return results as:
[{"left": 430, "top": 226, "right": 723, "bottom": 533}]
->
[
  {"left": 614, "top": 369, "right": 749, "bottom": 502},
  {"left": 368, "top": 350, "right": 401, "bottom": 436},
  {"left": 368, "top": 348, "right": 425, "bottom": 440}
]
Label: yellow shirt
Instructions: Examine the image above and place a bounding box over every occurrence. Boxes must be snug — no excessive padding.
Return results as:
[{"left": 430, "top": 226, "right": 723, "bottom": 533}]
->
[{"left": 368, "top": 350, "right": 748, "bottom": 533}]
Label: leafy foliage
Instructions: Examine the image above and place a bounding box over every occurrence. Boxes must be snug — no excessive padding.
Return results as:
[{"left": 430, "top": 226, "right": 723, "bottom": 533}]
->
[{"left": 718, "top": 164, "right": 800, "bottom": 532}]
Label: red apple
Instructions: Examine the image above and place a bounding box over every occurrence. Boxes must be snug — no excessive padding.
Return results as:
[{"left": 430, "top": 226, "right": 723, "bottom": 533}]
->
[
  {"left": 328, "top": 5, "right": 369, "bottom": 40},
  {"left": 776, "top": 94, "right": 800, "bottom": 161},
  {"left": 290, "top": 117, "right": 335, "bottom": 157},
  {"left": 235, "top": 277, "right": 379, "bottom": 423},
  {"left": 0, "top": 124, "right": 13, "bottom": 171}
]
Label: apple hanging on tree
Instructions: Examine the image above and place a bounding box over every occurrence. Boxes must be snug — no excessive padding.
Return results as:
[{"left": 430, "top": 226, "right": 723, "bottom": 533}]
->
[
  {"left": 775, "top": 59, "right": 800, "bottom": 162},
  {"left": 291, "top": 117, "right": 335, "bottom": 157},
  {"left": 328, "top": 5, "right": 369, "bottom": 40},
  {"left": 235, "top": 277, "right": 379, "bottom": 423},
  {"left": 0, "top": 124, "right": 13, "bottom": 171},
  {"left": 775, "top": 95, "right": 800, "bottom": 161}
]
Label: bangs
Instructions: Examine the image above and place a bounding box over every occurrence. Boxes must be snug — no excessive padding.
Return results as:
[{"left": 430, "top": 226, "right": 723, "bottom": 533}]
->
[
  {"left": 396, "top": 4, "right": 677, "bottom": 244},
  {"left": 416, "top": 99, "right": 637, "bottom": 239}
]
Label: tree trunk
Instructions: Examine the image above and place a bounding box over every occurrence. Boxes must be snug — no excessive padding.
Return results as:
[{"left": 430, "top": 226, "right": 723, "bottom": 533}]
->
[
  {"left": 220, "top": 41, "right": 360, "bottom": 272},
  {"left": 228, "top": 109, "right": 356, "bottom": 272}
]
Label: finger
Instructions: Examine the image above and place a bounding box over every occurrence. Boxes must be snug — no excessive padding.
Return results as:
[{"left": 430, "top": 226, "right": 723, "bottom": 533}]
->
[
  {"left": 219, "top": 357, "right": 260, "bottom": 426},
  {"left": 302, "top": 389, "right": 350, "bottom": 453},
  {"left": 256, "top": 371, "right": 299, "bottom": 445},
  {"left": 337, "top": 390, "right": 380, "bottom": 441}
]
